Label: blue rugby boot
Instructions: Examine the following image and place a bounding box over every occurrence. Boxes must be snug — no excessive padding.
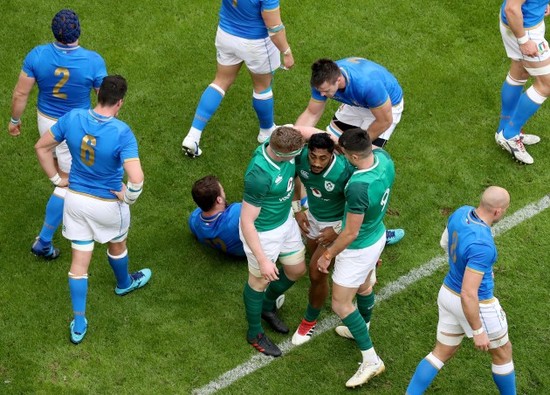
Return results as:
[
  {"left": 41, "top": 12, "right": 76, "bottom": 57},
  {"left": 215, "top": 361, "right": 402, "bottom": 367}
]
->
[
  {"left": 385, "top": 229, "right": 405, "bottom": 246},
  {"left": 31, "top": 237, "right": 60, "bottom": 260},
  {"left": 114, "top": 268, "right": 152, "bottom": 296}
]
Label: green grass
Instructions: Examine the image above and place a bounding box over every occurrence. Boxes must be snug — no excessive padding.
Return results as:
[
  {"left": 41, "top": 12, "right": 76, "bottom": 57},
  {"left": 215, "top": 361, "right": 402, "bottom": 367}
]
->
[{"left": 1, "top": 0, "right": 549, "bottom": 394}]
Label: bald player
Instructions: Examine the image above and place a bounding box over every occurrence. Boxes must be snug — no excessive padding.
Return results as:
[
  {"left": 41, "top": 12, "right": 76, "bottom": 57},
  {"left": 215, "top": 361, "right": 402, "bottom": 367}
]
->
[{"left": 406, "top": 187, "right": 516, "bottom": 395}]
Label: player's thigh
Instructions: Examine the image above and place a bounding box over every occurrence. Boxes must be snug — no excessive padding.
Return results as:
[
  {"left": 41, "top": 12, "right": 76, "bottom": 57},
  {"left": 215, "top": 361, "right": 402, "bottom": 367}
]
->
[
  {"left": 332, "top": 235, "right": 385, "bottom": 288},
  {"left": 240, "top": 224, "right": 285, "bottom": 277},
  {"left": 244, "top": 38, "right": 280, "bottom": 75},
  {"left": 279, "top": 217, "right": 306, "bottom": 276},
  {"left": 436, "top": 286, "right": 466, "bottom": 345},
  {"left": 479, "top": 298, "right": 509, "bottom": 346}
]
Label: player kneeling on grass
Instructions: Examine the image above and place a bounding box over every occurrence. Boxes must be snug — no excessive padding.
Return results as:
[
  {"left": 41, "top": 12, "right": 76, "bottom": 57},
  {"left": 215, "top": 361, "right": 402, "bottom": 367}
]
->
[
  {"left": 315, "top": 128, "right": 394, "bottom": 388},
  {"left": 35, "top": 75, "right": 151, "bottom": 344},
  {"left": 407, "top": 186, "right": 515, "bottom": 395},
  {"left": 240, "top": 126, "right": 307, "bottom": 357}
]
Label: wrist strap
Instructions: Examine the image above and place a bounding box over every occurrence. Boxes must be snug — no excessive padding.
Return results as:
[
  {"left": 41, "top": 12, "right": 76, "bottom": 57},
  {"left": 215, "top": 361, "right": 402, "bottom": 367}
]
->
[
  {"left": 49, "top": 173, "right": 62, "bottom": 186},
  {"left": 10, "top": 117, "right": 21, "bottom": 125},
  {"left": 291, "top": 200, "right": 301, "bottom": 213},
  {"left": 517, "top": 35, "right": 529, "bottom": 45},
  {"left": 472, "top": 326, "right": 485, "bottom": 336}
]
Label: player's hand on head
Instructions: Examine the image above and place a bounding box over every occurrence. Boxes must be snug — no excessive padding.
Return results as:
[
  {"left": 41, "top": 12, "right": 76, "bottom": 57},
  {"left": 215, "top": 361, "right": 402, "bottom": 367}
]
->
[
  {"left": 8, "top": 122, "right": 21, "bottom": 137},
  {"left": 111, "top": 182, "right": 126, "bottom": 201}
]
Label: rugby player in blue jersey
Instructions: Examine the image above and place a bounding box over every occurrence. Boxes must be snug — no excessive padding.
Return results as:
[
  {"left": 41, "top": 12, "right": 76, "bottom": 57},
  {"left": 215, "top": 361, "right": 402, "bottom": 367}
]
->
[
  {"left": 8, "top": 9, "right": 107, "bottom": 259},
  {"left": 181, "top": 0, "right": 294, "bottom": 157},
  {"left": 496, "top": 0, "right": 550, "bottom": 165},
  {"left": 189, "top": 175, "right": 246, "bottom": 257},
  {"left": 34, "top": 75, "right": 151, "bottom": 344},
  {"left": 296, "top": 57, "right": 405, "bottom": 246},
  {"left": 407, "top": 187, "right": 515, "bottom": 395}
]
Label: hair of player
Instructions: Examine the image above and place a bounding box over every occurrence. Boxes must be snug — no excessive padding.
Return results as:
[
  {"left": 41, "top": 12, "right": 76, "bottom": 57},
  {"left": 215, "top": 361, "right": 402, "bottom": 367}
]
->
[
  {"left": 98, "top": 75, "right": 128, "bottom": 106},
  {"left": 51, "top": 9, "right": 81, "bottom": 44},
  {"left": 308, "top": 132, "right": 335, "bottom": 153},
  {"left": 310, "top": 58, "right": 340, "bottom": 88},
  {"left": 338, "top": 128, "right": 372, "bottom": 158},
  {"left": 191, "top": 175, "right": 222, "bottom": 212},
  {"left": 270, "top": 126, "right": 304, "bottom": 154}
]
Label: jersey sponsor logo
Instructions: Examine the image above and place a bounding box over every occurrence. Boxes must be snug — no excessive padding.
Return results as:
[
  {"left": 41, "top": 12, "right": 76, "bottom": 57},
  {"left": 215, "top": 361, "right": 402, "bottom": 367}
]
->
[
  {"left": 275, "top": 174, "right": 283, "bottom": 184},
  {"left": 279, "top": 190, "right": 293, "bottom": 202},
  {"left": 310, "top": 187, "right": 322, "bottom": 198},
  {"left": 300, "top": 170, "right": 309, "bottom": 179},
  {"left": 286, "top": 177, "right": 293, "bottom": 192},
  {"left": 324, "top": 181, "right": 334, "bottom": 192}
]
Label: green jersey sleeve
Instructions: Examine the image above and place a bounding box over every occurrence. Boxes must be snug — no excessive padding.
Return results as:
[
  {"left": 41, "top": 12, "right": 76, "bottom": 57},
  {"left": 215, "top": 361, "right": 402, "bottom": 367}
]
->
[
  {"left": 243, "top": 166, "right": 271, "bottom": 207},
  {"left": 346, "top": 181, "right": 370, "bottom": 214}
]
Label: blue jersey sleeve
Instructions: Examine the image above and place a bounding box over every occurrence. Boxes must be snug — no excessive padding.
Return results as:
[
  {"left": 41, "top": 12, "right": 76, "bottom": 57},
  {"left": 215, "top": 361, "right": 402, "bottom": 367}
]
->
[
  {"left": 361, "top": 80, "right": 389, "bottom": 109},
  {"left": 261, "top": 0, "right": 279, "bottom": 11},
  {"left": 21, "top": 47, "right": 40, "bottom": 78},
  {"left": 91, "top": 53, "right": 107, "bottom": 89},
  {"left": 465, "top": 242, "right": 494, "bottom": 275},
  {"left": 119, "top": 129, "right": 139, "bottom": 162},
  {"left": 311, "top": 87, "right": 328, "bottom": 102},
  {"left": 50, "top": 111, "right": 71, "bottom": 142}
]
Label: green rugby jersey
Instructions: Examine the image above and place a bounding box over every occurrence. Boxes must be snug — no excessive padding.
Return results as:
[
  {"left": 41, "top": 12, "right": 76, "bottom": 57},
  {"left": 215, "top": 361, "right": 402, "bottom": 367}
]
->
[
  {"left": 343, "top": 149, "right": 395, "bottom": 249},
  {"left": 243, "top": 143, "right": 296, "bottom": 232},
  {"left": 295, "top": 148, "right": 354, "bottom": 222}
]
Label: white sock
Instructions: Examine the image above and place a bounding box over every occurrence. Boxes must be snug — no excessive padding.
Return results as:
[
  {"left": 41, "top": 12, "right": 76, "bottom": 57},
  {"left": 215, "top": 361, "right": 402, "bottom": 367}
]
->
[{"left": 361, "top": 347, "right": 379, "bottom": 364}]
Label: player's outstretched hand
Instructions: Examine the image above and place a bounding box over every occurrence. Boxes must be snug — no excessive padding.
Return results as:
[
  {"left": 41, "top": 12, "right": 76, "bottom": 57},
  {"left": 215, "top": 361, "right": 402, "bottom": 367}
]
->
[
  {"left": 473, "top": 332, "right": 490, "bottom": 352},
  {"left": 8, "top": 122, "right": 21, "bottom": 137}
]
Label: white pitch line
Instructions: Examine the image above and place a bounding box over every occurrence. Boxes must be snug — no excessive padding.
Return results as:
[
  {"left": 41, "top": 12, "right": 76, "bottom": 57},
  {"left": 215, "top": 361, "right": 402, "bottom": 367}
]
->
[{"left": 193, "top": 194, "right": 550, "bottom": 395}]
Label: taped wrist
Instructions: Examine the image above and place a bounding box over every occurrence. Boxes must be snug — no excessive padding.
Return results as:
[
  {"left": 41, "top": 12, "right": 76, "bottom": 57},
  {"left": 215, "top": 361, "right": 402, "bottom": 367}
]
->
[{"left": 123, "top": 181, "right": 143, "bottom": 205}]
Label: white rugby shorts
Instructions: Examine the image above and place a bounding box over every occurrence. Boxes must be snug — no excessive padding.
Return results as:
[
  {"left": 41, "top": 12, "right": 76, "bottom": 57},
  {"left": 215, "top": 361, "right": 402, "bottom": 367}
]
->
[
  {"left": 500, "top": 19, "right": 550, "bottom": 62},
  {"left": 303, "top": 210, "right": 342, "bottom": 240},
  {"left": 240, "top": 211, "right": 304, "bottom": 277},
  {"left": 332, "top": 233, "right": 386, "bottom": 288},
  {"left": 63, "top": 190, "right": 130, "bottom": 243},
  {"left": 437, "top": 285, "right": 508, "bottom": 340},
  {"left": 328, "top": 99, "right": 404, "bottom": 142},
  {"left": 37, "top": 112, "right": 72, "bottom": 174},
  {"left": 215, "top": 27, "right": 280, "bottom": 74}
]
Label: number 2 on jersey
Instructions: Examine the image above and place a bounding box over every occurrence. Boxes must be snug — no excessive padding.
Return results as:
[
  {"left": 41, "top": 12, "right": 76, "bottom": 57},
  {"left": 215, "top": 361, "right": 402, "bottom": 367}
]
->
[
  {"left": 53, "top": 67, "right": 70, "bottom": 99},
  {"left": 450, "top": 231, "right": 458, "bottom": 263},
  {"left": 80, "top": 135, "right": 96, "bottom": 166}
]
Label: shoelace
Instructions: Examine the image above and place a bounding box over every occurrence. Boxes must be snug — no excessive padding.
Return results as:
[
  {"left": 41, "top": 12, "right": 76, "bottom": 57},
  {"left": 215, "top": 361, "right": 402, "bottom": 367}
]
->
[{"left": 386, "top": 230, "right": 395, "bottom": 238}]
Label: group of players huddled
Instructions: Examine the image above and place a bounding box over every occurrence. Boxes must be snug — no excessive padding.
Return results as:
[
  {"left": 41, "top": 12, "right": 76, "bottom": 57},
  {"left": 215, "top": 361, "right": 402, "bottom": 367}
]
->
[{"left": 10, "top": 0, "right": 546, "bottom": 393}]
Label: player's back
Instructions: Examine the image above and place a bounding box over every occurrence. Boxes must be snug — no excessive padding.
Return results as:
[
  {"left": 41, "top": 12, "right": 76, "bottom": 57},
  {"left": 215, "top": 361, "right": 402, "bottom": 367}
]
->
[
  {"left": 337, "top": 57, "right": 403, "bottom": 107},
  {"left": 189, "top": 203, "right": 245, "bottom": 257},
  {"left": 344, "top": 149, "right": 395, "bottom": 249},
  {"left": 53, "top": 109, "right": 137, "bottom": 200},
  {"left": 23, "top": 43, "right": 107, "bottom": 118},
  {"left": 219, "top": 0, "right": 278, "bottom": 39},
  {"left": 443, "top": 206, "right": 497, "bottom": 299}
]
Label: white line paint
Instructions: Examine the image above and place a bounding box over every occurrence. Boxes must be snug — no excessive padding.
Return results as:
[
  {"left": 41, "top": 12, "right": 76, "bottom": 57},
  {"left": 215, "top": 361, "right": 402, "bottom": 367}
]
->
[{"left": 193, "top": 194, "right": 550, "bottom": 395}]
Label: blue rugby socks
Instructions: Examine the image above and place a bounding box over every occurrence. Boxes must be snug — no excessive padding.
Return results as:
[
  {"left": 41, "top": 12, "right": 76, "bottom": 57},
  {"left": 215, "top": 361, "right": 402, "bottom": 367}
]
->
[
  {"left": 252, "top": 87, "right": 274, "bottom": 130},
  {"left": 406, "top": 352, "right": 444, "bottom": 395},
  {"left": 38, "top": 191, "right": 64, "bottom": 244},
  {"left": 503, "top": 86, "right": 546, "bottom": 139},
  {"left": 108, "top": 250, "right": 132, "bottom": 289},
  {"left": 69, "top": 273, "right": 88, "bottom": 333},
  {"left": 498, "top": 74, "right": 526, "bottom": 133},
  {"left": 190, "top": 83, "right": 225, "bottom": 135}
]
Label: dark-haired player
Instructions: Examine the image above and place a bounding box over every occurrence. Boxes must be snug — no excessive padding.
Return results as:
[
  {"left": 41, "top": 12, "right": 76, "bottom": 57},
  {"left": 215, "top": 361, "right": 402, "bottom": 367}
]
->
[{"left": 8, "top": 9, "right": 107, "bottom": 259}]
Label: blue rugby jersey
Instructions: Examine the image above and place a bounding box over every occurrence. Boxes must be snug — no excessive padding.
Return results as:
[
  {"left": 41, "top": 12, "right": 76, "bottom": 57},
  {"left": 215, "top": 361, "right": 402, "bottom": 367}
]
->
[
  {"left": 22, "top": 42, "right": 107, "bottom": 119},
  {"left": 51, "top": 109, "right": 138, "bottom": 200},
  {"left": 443, "top": 206, "right": 498, "bottom": 301},
  {"left": 501, "top": 0, "right": 550, "bottom": 28},
  {"left": 311, "top": 57, "right": 403, "bottom": 108},
  {"left": 189, "top": 203, "right": 245, "bottom": 257},
  {"left": 218, "top": 0, "right": 279, "bottom": 39}
]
